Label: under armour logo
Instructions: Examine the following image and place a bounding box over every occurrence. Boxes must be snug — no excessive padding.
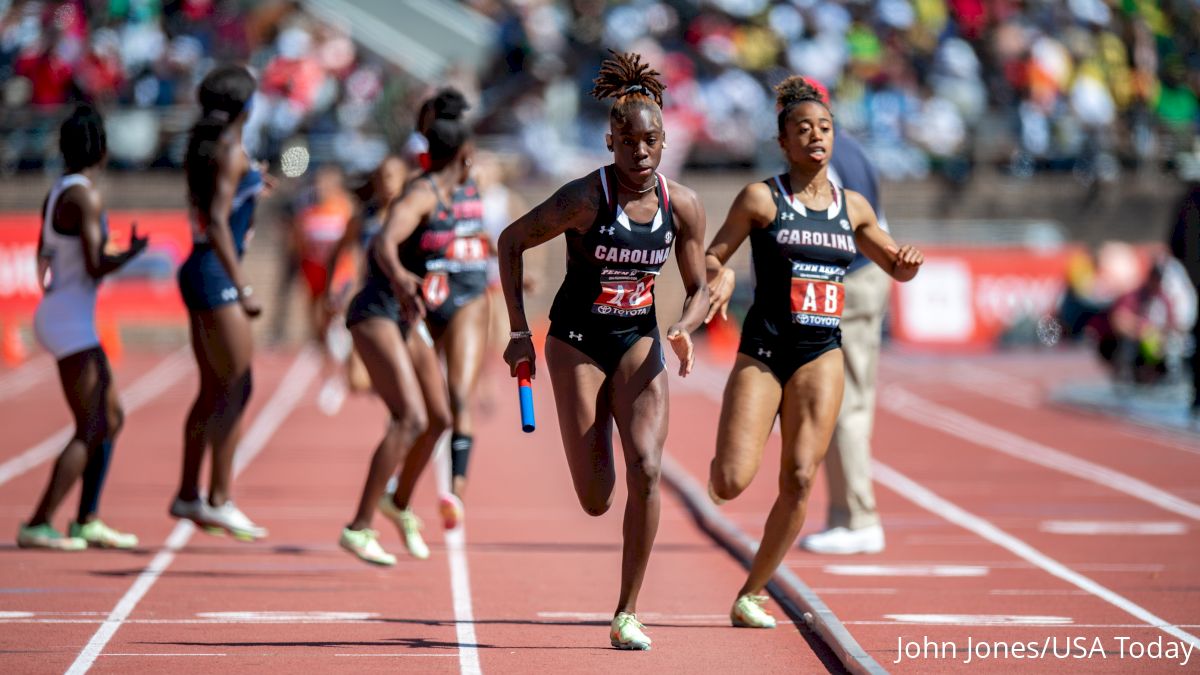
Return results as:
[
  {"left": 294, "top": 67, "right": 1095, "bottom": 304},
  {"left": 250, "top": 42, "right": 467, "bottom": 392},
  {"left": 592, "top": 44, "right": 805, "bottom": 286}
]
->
[
  {"left": 758, "top": 348, "right": 772, "bottom": 358},
  {"left": 780, "top": 212, "right": 795, "bottom": 221},
  {"left": 664, "top": 231, "right": 673, "bottom": 244},
  {"left": 599, "top": 226, "right": 616, "bottom": 235},
  {"left": 569, "top": 331, "right": 583, "bottom": 341}
]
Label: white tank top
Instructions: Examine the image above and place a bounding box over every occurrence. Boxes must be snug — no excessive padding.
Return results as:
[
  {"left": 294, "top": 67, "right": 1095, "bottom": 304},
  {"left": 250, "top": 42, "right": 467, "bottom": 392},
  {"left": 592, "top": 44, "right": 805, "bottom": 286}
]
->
[{"left": 40, "top": 174, "right": 101, "bottom": 298}]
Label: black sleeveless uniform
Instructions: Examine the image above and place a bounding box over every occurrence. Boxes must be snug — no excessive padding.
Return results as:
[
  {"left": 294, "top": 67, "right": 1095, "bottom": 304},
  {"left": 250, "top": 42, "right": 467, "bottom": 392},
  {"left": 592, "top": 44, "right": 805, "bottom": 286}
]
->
[
  {"left": 401, "top": 177, "right": 489, "bottom": 332},
  {"left": 548, "top": 166, "right": 677, "bottom": 376},
  {"left": 739, "top": 175, "right": 858, "bottom": 383},
  {"left": 346, "top": 175, "right": 489, "bottom": 334}
]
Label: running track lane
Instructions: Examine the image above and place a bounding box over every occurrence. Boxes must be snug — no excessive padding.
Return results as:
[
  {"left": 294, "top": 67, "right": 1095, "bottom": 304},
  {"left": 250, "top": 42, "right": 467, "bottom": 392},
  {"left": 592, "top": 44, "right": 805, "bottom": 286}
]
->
[
  {"left": 0, "top": 351, "right": 190, "bottom": 477},
  {"left": 671, "top": 349, "right": 1199, "bottom": 673},
  {"left": 0, "top": 349, "right": 304, "bottom": 673},
  {"left": 460, "top": 361, "right": 831, "bottom": 672},
  {"left": 0, "top": 353, "right": 840, "bottom": 673}
]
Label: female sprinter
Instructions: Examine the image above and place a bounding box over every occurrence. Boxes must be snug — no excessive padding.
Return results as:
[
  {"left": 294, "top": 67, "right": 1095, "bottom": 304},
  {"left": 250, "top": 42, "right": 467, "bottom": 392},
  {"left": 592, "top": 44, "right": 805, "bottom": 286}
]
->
[
  {"left": 320, "top": 154, "right": 408, "bottom": 400},
  {"left": 337, "top": 95, "right": 478, "bottom": 565},
  {"left": 170, "top": 64, "right": 269, "bottom": 540},
  {"left": 498, "top": 52, "right": 709, "bottom": 650},
  {"left": 397, "top": 89, "right": 492, "bottom": 531},
  {"left": 19, "top": 105, "right": 147, "bottom": 551},
  {"left": 704, "top": 77, "right": 923, "bottom": 628}
]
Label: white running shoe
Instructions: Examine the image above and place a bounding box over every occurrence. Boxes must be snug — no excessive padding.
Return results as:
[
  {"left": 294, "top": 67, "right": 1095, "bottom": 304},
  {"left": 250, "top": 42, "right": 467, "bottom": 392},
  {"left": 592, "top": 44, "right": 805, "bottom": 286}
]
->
[
  {"left": 378, "top": 493, "right": 430, "bottom": 559},
  {"left": 798, "top": 525, "right": 885, "bottom": 555},
  {"left": 205, "top": 501, "right": 268, "bottom": 541},
  {"left": 169, "top": 497, "right": 212, "bottom": 523}
]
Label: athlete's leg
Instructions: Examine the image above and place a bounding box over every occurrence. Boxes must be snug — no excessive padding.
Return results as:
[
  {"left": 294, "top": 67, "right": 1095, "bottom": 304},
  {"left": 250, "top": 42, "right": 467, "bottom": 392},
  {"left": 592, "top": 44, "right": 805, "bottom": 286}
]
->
[
  {"left": 709, "top": 354, "right": 783, "bottom": 501},
  {"left": 77, "top": 351, "right": 123, "bottom": 523},
  {"left": 740, "top": 348, "right": 843, "bottom": 596},
  {"left": 28, "top": 348, "right": 110, "bottom": 526},
  {"left": 607, "top": 333, "right": 668, "bottom": 616},
  {"left": 177, "top": 312, "right": 212, "bottom": 503},
  {"left": 347, "top": 318, "right": 428, "bottom": 530},
  {"left": 438, "top": 294, "right": 489, "bottom": 498},
  {"left": 544, "top": 335, "right": 615, "bottom": 516},
  {"left": 195, "top": 304, "right": 254, "bottom": 507},
  {"left": 389, "top": 324, "right": 452, "bottom": 510}
]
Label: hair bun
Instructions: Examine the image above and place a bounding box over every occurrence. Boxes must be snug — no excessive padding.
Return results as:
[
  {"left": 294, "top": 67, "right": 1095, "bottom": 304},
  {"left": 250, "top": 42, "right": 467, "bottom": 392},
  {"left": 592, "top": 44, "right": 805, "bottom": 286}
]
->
[{"left": 432, "top": 88, "right": 469, "bottom": 121}]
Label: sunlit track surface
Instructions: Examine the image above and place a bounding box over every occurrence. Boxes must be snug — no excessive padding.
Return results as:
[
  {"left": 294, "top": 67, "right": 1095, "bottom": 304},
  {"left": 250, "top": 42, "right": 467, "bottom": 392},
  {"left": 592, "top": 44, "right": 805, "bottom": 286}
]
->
[
  {"left": 0, "top": 348, "right": 829, "bottom": 674},
  {"left": 671, "top": 345, "right": 1200, "bottom": 673},
  {"left": 1, "top": 346, "right": 1195, "bottom": 673}
]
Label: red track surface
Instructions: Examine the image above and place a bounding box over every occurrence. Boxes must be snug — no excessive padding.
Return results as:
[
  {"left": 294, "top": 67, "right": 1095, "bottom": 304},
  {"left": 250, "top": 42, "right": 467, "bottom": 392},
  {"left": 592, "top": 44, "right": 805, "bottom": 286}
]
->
[{"left": 1, "top": 345, "right": 1197, "bottom": 673}]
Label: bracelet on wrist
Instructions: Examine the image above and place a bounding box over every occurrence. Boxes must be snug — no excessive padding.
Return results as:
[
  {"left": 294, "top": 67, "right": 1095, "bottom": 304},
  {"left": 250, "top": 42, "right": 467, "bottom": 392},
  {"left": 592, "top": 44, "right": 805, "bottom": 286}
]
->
[{"left": 509, "top": 330, "right": 533, "bottom": 340}]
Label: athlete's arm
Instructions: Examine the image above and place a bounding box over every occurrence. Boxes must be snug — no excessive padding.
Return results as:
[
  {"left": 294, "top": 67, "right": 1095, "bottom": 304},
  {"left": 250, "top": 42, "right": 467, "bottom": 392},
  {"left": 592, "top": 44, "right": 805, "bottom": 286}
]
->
[
  {"left": 704, "top": 181, "right": 773, "bottom": 323},
  {"left": 372, "top": 181, "right": 437, "bottom": 320},
  {"left": 665, "top": 181, "right": 709, "bottom": 377},
  {"left": 203, "top": 143, "right": 259, "bottom": 315},
  {"left": 497, "top": 174, "right": 599, "bottom": 377},
  {"left": 847, "top": 190, "right": 922, "bottom": 282},
  {"left": 75, "top": 185, "right": 147, "bottom": 280}
]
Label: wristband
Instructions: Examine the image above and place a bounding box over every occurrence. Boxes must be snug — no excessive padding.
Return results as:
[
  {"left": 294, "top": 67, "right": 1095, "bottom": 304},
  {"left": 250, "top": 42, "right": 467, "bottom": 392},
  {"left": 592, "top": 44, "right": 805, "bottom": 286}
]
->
[{"left": 509, "top": 330, "right": 533, "bottom": 339}]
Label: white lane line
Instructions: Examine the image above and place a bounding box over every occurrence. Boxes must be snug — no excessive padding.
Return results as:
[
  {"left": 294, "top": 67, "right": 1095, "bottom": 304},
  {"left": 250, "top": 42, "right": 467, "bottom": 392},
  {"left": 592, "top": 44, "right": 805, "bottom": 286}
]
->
[
  {"left": 821, "top": 564, "right": 989, "bottom": 578},
  {"left": 0, "top": 354, "right": 54, "bottom": 402},
  {"left": 102, "top": 648, "right": 225, "bottom": 653},
  {"left": 64, "top": 348, "right": 320, "bottom": 675},
  {"left": 873, "top": 460, "right": 1200, "bottom": 649},
  {"left": 881, "top": 385, "right": 1200, "bottom": 520},
  {"left": 0, "top": 348, "right": 191, "bottom": 487},
  {"left": 1040, "top": 520, "right": 1187, "bottom": 535},
  {"left": 844, "top": 621, "right": 1200, "bottom": 629},
  {"left": 434, "top": 435, "right": 481, "bottom": 675},
  {"left": 195, "top": 611, "right": 378, "bottom": 622},
  {"left": 334, "top": 654, "right": 458, "bottom": 658},
  {"left": 886, "top": 614, "right": 1074, "bottom": 626}
]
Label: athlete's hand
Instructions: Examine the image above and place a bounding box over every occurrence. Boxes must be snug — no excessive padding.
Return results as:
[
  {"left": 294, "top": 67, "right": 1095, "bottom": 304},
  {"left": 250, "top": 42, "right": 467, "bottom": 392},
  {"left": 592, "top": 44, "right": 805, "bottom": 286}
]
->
[
  {"left": 126, "top": 222, "right": 149, "bottom": 259},
  {"left": 705, "top": 266, "right": 735, "bottom": 324},
  {"left": 239, "top": 293, "right": 263, "bottom": 319},
  {"left": 504, "top": 337, "right": 536, "bottom": 378},
  {"left": 666, "top": 324, "right": 694, "bottom": 377},
  {"left": 392, "top": 270, "right": 426, "bottom": 323},
  {"left": 887, "top": 244, "right": 924, "bottom": 282}
]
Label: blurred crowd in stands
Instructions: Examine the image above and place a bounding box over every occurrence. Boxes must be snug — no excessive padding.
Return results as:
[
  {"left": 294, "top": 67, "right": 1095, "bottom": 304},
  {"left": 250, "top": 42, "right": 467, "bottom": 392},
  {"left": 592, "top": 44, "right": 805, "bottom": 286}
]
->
[
  {"left": 2, "top": 0, "right": 1198, "bottom": 184},
  {"left": 0, "top": 0, "right": 423, "bottom": 173},
  {"left": 465, "top": 0, "right": 1200, "bottom": 182}
]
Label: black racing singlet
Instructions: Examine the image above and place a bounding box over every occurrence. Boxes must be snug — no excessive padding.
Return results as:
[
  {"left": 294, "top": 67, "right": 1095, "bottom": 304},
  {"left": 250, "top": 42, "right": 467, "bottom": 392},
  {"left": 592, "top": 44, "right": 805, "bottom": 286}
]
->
[
  {"left": 401, "top": 177, "right": 490, "bottom": 325},
  {"left": 549, "top": 165, "right": 676, "bottom": 329},
  {"left": 746, "top": 174, "right": 857, "bottom": 348}
]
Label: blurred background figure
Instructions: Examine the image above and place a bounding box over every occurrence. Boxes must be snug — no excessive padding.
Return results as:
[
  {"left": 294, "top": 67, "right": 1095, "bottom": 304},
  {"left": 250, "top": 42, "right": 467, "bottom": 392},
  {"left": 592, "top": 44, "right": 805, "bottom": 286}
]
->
[
  {"left": 1167, "top": 164, "right": 1200, "bottom": 422},
  {"left": 800, "top": 126, "right": 891, "bottom": 556},
  {"left": 1085, "top": 257, "right": 1186, "bottom": 386},
  {"left": 287, "top": 163, "right": 354, "bottom": 414}
]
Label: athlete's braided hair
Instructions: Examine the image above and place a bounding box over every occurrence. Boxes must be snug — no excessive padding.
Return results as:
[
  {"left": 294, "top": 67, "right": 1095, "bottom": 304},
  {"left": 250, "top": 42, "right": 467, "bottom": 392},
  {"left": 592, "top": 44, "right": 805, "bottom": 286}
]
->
[
  {"left": 774, "top": 75, "right": 830, "bottom": 135},
  {"left": 60, "top": 104, "right": 107, "bottom": 173},
  {"left": 591, "top": 50, "right": 666, "bottom": 126}
]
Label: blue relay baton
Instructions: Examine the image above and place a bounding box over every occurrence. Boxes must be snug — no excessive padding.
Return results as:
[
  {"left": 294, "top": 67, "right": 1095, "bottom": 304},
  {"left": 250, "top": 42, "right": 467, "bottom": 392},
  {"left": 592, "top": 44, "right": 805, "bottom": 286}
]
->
[{"left": 517, "top": 361, "right": 535, "bottom": 433}]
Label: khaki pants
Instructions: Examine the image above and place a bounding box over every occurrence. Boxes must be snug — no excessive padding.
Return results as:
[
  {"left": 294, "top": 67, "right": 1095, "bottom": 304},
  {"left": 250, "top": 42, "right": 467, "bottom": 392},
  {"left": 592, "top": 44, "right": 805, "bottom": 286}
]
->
[{"left": 824, "top": 263, "right": 891, "bottom": 530}]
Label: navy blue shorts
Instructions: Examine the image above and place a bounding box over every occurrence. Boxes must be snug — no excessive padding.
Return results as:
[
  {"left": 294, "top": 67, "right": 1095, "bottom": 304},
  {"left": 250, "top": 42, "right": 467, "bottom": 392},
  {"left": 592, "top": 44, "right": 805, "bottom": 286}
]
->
[{"left": 177, "top": 247, "right": 239, "bottom": 311}]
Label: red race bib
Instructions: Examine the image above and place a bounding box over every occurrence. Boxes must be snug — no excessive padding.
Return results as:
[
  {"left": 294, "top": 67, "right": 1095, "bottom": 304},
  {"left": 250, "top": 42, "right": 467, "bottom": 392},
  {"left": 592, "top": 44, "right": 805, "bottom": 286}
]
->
[
  {"left": 790, "top": 278, "right": 844, "bottom": 327},
  {"left": 593, "top": 275, "right": 655, "bottom": 317}
]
